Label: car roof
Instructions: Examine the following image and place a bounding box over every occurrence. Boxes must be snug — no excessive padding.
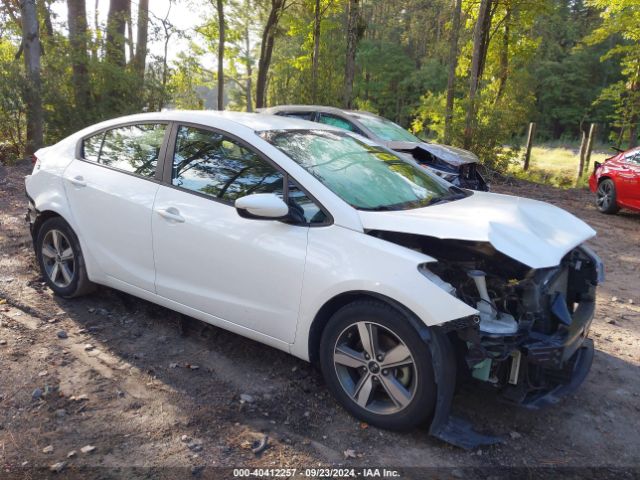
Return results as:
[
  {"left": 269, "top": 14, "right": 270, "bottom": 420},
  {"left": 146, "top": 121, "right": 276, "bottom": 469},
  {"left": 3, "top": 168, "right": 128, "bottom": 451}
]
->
[
  {"left": 264, "top": 105, "right": 344, "bottom": 115},
  {"left": 623, "top": 146, "right": 640, "bottom": 157},
  {"left": 264, "top": 104, "right": 380, "bottom": 119},
  {"left": 82, "top": 110, "right": 337, "bottom": 134}
]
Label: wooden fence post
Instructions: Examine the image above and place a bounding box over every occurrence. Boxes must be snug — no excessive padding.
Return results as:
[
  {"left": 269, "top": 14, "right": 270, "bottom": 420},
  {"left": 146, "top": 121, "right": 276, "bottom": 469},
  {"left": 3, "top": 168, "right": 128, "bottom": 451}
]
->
[
  {"left": 584, "top": 123, "right": 597, "bottom": 174},
  {"left": 523, "top": 122, "right": 536, "bottom": 171},
  {"left": 578, "top": 127, "right": 587, "bottom": 179},
  {"left": 577, "top": 123, "right": 597, "bottom": 180}
]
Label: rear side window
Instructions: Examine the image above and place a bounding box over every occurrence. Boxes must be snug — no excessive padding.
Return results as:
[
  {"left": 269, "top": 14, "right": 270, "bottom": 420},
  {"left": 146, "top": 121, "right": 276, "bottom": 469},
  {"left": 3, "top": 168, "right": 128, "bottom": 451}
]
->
[
  {"left": 281, "top": 112, "right": 315, "bottom": 121},
  {"left": 624, "top": 151, "right": 640, "bottom": 165},
  {"left": 81, "top": 123, "right": 166, "bottom": 178},
  {"left": 317, "top": 113, "right": 361, "bottom": 134},
  {"left": 172, "top": 125, "right": 283, "bottom": 202},
  {"left": 83, "top": 133, "right": 103, "bottom": 162}
]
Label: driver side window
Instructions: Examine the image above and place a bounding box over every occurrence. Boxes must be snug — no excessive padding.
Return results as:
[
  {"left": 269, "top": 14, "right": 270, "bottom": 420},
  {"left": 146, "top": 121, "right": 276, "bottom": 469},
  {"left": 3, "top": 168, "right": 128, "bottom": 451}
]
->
[
  {"left": 172, "top": 125, "right": 283, "bottom": 202},
  {"left": 171, "top": 125, "right": 328, "bottom": 225},
  {"left": 286, "top": 181, "right": 327, "bottom": 225}
]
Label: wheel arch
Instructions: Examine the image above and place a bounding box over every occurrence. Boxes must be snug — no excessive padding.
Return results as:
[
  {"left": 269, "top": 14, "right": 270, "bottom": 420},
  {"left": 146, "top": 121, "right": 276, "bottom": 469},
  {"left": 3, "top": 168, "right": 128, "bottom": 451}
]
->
[
  {"left": 31, "top": 209, "right": 65, "bottom": 240},
  {"left": 307, "top": 290, "right": 430, "bottom": 366},
  {"left": 597, "top": 174, "right": 614, "bottom": 184},
  {"left": 308, "top": 289, "right": 460, "bottom": 442},
  {"left": 29, "top": 205, "right": 101, "bottom": 284}
]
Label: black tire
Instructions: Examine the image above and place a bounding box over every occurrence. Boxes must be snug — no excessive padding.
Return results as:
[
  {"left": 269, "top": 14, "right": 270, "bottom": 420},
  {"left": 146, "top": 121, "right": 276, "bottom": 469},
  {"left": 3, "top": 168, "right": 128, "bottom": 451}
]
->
[
  {"left": 319, "top": 300, "right": 437, "bottom": 431},
  {"left": 596, "top": 178, "right": 620, "bottom": 214},
  {"left": 35, "top": 217, "right": 95, "bottom": 298}
]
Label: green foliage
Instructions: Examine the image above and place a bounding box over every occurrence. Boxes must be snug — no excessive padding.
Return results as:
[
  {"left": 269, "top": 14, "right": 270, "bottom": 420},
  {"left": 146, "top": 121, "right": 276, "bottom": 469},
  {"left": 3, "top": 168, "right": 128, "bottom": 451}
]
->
[
  {"left": 508, "top": 145, "right": 611, "bottom": 188},
  {"left": 0, "top": 39, "right": 25, "bottom": 164},
  {"left": 413, "top": 0, "right": 541, "bottom": 171},
  {"left": 585, "top": 0, "right": 640, "bottom": 147},
  {"left": 0, "top": 0, "right": 636, "bottom": 181},
  {"left": 531, "top": 1, "right": 620, "bottom": 140},
  {"left": 167, "top": 47, "right": 211, "bottom": 109}
]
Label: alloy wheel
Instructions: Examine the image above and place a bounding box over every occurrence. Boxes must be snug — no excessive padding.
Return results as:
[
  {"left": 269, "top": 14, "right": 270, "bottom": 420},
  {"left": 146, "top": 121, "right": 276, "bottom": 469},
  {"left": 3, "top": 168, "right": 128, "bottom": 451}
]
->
[
  {"left": 41, "top": 229, "right": 75, "bottom": 288},
  {"left": 333, "top": 321, "right": 417, "bottom": 415},
  {"left": 596, "top": 181, "right": 612, "bottom": 210}
]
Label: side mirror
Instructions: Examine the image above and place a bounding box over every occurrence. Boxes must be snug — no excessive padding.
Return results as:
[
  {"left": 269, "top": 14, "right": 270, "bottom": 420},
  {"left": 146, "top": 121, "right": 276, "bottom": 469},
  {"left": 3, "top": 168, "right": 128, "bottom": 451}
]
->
[{"left": 235, "top": 193, "right": 289, "bottom": 220}]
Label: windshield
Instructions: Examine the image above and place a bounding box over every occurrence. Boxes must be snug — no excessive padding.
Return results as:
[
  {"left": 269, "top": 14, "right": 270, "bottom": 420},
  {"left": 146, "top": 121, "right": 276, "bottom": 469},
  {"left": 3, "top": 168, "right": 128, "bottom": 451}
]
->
[
  {"left": 354, "top": 115, "right": 421, "bottom": 142},
  {"left": 260, "top": 130, "right": 455, "bottom": 211}
]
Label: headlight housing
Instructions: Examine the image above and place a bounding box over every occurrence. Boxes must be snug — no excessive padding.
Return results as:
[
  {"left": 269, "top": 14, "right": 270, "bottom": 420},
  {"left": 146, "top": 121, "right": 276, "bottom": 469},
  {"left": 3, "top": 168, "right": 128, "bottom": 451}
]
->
[{"left": 418, "top": 263, "right": 456, "bottom": 295}]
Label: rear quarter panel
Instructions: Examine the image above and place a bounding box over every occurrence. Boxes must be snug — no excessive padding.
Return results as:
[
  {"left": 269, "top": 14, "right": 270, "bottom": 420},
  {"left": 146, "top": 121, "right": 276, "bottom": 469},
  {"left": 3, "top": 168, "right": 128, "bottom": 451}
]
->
[
  {"left": 25, "top": 139, "right": 77, "bottom": 223},
  {"left": 25, "top": 138, "right": 103, "bottom": 281}
]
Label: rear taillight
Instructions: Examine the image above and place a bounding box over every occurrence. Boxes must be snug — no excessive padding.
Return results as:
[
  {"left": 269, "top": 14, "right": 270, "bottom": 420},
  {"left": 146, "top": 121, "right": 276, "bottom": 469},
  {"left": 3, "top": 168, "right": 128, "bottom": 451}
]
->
[{"left": 32, "top": 154, "right": 41, "bottom": 171}]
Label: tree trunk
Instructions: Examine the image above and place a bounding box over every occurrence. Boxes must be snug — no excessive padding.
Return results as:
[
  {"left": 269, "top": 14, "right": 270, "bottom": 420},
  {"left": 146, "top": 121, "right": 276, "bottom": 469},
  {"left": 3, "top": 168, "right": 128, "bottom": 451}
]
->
[
  {"left": 495, "top": 6, "right": 510, "bottom": 103},
  {"left": 126, "top": 6, "right": 134, "bottom": 62},
  {"left": 40, "top": 0, "right": 54, "bottom": 38},
  {"left": 256, "top": 0, "right": 286, "bottom": 109},
  {"left": 444, "top": 0, "right": 462, "bottom": 145},
  {"left": 343, "top": 0, "right": 360, "bottom": 109},
  {"left": 157, "top": 2, "right": 173, "bottom": 110},
  {"left": 463, "top": 0, "right": 493, "bottom": 150},
  {"left": 477, "top": 0, "right": 496, "bottom": 83},
  {"left": 216, "top": 0, "right": 225, "bottom": 110},
  {"left": 67, "top": 0, "right": 91, "bottom": 118},
  {"left": 133, "top": 0, "right": 148, "bottom": 80},
  {"left": 91, "top": 0, "right": 99, "bottom": 61},
  {"left": 244, "top": 7, "right": 253, "bottom": 113},
  {"left": 106, "top": 0, "right": 128, "bottom": 66},
  {"left": 628, "top": 71, "right": 639, "bottom": 148},
  {"left": 311, "top": 0, "right": 321, "bottom": 102},
  {"left": 159, "top": 25, "right": 170, "bottom": 110},
  {"left": 20, "top": 0, "right": 43, "bottom": 155}
]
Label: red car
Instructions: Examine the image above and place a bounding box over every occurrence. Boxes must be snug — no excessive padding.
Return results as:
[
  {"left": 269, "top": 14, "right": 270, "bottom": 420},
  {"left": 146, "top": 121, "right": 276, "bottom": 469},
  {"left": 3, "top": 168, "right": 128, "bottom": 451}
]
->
[{"left": 589, "top": 146, "right": 640, "bottom": 214}]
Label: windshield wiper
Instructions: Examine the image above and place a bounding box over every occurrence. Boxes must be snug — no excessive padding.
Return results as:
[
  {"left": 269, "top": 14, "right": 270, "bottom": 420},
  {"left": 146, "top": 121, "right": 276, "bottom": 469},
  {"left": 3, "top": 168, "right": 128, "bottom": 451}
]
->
[
  {"left": 427, "top": 192, "right": 468, "bottom": 206},
  {"left": 359, "top": 205, "right": 397, "bottom": 211}
]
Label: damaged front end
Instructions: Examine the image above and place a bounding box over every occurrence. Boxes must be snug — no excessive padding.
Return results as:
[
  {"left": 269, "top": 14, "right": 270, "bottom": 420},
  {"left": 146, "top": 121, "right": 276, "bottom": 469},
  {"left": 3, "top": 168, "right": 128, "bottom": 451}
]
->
[
  {"left": 391, "top": 144, "right": 489, "bottom": 191},
  {"left": 371, "top": 230, "right": 602, "bottom": 426},
  {"left": 417, "top": 154, "right": 488, "bottom": 192}
]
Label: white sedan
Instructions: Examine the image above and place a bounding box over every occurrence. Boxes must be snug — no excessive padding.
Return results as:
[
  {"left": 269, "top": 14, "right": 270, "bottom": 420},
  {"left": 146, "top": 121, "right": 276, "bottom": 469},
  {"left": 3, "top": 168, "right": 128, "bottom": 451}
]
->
[{"left": 25, "top": 111, "right": 602, "bottom": 446}]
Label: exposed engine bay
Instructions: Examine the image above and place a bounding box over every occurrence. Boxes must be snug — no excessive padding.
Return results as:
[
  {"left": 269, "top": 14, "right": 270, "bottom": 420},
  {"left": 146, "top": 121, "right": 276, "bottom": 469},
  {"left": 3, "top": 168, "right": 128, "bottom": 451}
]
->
[
  {"left": 396, "top": 146, "right": 489, "bottom": 192},
  {"left": 369, "top": 230, "right": 601, "bottom": 408}
]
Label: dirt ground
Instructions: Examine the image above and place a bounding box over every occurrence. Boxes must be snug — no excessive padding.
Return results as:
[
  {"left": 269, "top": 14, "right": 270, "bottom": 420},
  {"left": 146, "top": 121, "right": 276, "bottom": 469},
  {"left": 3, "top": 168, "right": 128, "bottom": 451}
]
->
[{"left": 1, "top": 162, "right": 639, "bottom": 479}]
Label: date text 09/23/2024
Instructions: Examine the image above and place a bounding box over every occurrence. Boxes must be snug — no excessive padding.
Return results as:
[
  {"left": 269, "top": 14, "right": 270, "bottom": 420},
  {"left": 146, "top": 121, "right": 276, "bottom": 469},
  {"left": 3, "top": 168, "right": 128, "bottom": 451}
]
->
[{"left": 232, "top": 468, "right": 400, "bottom": 477}]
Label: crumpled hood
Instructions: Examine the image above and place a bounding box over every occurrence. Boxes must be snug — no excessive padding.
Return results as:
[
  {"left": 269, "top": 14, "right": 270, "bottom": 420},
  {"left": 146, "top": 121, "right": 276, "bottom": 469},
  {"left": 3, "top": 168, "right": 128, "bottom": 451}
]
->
[
  {"left": 358, "top": 191, "right": 596, "bottom": 269},
  {"left": 385, "top": 141, "right": 479, "bottom": 166}
]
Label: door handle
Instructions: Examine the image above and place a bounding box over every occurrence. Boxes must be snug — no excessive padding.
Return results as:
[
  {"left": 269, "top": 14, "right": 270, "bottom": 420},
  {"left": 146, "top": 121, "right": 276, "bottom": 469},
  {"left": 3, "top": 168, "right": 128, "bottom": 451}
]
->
[
  {"left": 156, "top": 207, "right": 185, "bottom": 223},
  {"left": 69, "top": 175, "right": 86, "bottom": 187}
]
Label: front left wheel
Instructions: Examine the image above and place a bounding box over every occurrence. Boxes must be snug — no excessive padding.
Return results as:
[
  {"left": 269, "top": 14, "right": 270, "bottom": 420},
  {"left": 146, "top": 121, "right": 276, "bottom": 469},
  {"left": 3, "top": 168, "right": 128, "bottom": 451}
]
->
[
  {"left": 36, "top": 217, "right": 95, "bottom": 298},
  {"left": 319, "top": 300, "right": 437, "bottom": 431}
]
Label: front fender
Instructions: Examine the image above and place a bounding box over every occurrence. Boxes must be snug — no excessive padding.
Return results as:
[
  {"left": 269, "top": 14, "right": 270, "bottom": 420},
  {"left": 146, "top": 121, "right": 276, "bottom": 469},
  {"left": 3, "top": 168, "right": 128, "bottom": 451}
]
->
[{"left": 292, "top": 225, "right": 477, "bottom": 360}]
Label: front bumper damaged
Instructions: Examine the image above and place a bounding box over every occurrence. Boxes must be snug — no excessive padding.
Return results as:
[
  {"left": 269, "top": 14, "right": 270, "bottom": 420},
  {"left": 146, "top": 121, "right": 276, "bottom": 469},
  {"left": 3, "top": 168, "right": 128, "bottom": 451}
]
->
[
  {"left": 504, "top": 338, "right": 594, "bottom": 409},
  {"left": 425, "top": 246, "right": 602, "bottom": 449}
]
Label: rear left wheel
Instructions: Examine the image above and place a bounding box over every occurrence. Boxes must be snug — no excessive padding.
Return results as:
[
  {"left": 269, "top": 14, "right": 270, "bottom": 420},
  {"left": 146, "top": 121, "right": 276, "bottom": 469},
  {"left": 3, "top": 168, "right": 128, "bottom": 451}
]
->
[
  {"left": 319, "top": 300, "right": 437, "bottom": 431},
  {"left": 596, "top": 178, "right": 619, "bottom": 214},
  {"left": 36, "top": 217, "right": 94, "bottom": 298}
]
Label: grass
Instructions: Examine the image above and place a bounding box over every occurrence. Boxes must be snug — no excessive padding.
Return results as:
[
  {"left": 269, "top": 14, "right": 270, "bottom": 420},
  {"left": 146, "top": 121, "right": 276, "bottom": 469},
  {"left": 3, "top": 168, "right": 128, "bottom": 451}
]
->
[{"left": 507, "top": 144, "right": 613, "bottom": 188}]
